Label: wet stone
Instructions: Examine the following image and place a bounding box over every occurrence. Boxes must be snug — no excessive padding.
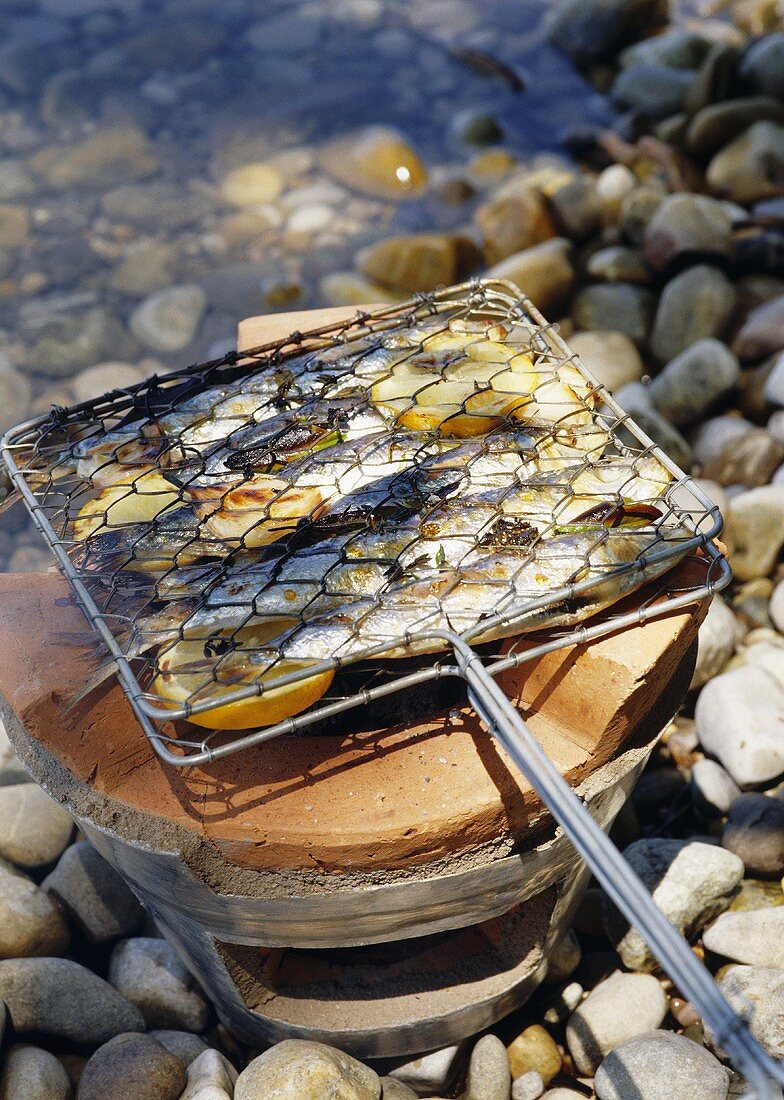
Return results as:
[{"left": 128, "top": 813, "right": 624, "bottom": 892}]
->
[
  {"left": 109, "top": 937, "right": 210, "bottom": 1032},
  {"left": 26, "top": 305, "right": 139, "bottom": 379},
  {"left": 0, "top": 784, "right": 72, "bottom": 869},
  {"left": 0, "top": 1044, "right": 72, "bottom": 1100},
  {"left": 236, "top": 1040, "right": 381, "bottom": 1100},
  {"left": 697, "top": 667, "right": 784, "bottom": 785},
  {"left": 601, "top": 839, "right": 743, "bottom": 970},
  {"left": 707, "top": 121, "right": 784, "bottom": 204},
  {"left": 612, "top": 63, "right": 695, "bottom": 119},
  {"left": 649, "top": 264, "right": 737, "bottom": 365},
  {"left": 733, "top": 295, "right": 784, "bottom": 361},
  {"left": 684, "top": 96, "right": 784, "bottom": 157},
  {"left": 594, "top": 1031, "right": 729, "bottom": 1100},
  {"left": 42, "top": 839, "right": 144, "bottom": 945},
  {"left": 0, "top": 957, "right": 144, "bottom": 1043},
  {"left": 487, "top": 238, "right": 576, "bottom": 313},
  {"left": 129, "top": 286, "right": 207, "bottom": 354},
  {"left": 722, "top": 792, "right": 784, "bottom": 876},
  {"left": 571, "top": 283, "right": 656, "bottom": 347},
  {"left": 566, "top": 971, "right": 667, "bottom": 1074},
  {"left": 320, "top": 126, "right": 427, "bottom": 200},
  {"left": 643, "top": 193, "right": 732, "bottom": 272},
  {"left": 30, "top": 125, "right": 160, "bottom": 191},
  {"left": 77, "top": 1033, "right": 186, "bottom": 1100}
]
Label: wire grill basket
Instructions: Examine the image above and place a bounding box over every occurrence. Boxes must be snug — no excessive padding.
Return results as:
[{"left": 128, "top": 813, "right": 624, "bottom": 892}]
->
[{"left": 2, "top": 279, "right": 727, "bottom": 768}]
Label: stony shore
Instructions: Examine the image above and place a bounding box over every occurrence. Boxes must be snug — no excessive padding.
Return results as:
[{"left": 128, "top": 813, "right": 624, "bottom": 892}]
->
[{"left": 2, "top": 0, "right": 784, "bottom": 1097}]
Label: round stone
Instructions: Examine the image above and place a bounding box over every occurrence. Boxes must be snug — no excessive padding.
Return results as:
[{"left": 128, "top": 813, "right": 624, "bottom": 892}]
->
[
  {"left": 507, "top": 1025, "right": 562, "bottom": 1083},
  {"left": 648, "top": 338, "right": 739, "bottom": 427},
  {"left": 566, "top": 971, "right": 667, "bottom": 1074},
  {"left": 722, "top": 792, "right": 784, "bottom": 876},
  {"left": 42, "top": 839, "right": 144, "bottom": 945},
  {"left": 149, "top": 1031, "right": 209, "bottom": 1068},
  {"left": 707, "top": 121, "right": 784, "bottom": 204},
  {"left": 179, "top": 1048, "right": 237, "bottom": 1099},
  {"left": 129, "top": 286, "right": 207, "bottom": 354},
  {"left": 474, "top": 187, "right": 556, "bottom": 265},
  {"left": 643, "top": 192, "right": 733, "bottom": 272},
  {"left": 77, "top": 1033, "right": 186, "bottom": 1100},
  {"left": 740, "top": 33, "right": 784, "bottom": 100},
  {"left": 703, "top": 907, "right": 784, "bottom": 967},
  {"left": 0, "top": 784, "right": 73, "bottom": 869},
  {"left": 649, "top": 264, "right": 737, "bottom": 365},
  {"left": 595, "top": 164, "right": 637, "bottom": 221},
  {"left": 697, "top": 667, "right": 784, "bottom": 785},
  {"left": 235, "top": 1040, "right": 381, "bottom": 1100},
  {"left": 464, "top": 1034, "right": 511, "bottom": 1100},
  {"left": 487, "top": 237, "right": 576, "bottom": 313},
  {"left": 320, "top": 127, "right": 427, "bottom": 200},
  {"left": 109, "top": 937, "right": 210, "bottom": 1032},
  {"left": 612, "top": 63, "right": 695, "bottom": 119},
  {"left": 571, "top": 283, "right": 656, "bottom": 347},
  {"left": 0, "top": 860, "right": 69, "bottom": 959},
  {"left": 725, "top": 484, "right": 784, "bottom": 579},
  {"left": 594, "top": 1031, "right": 729, "bottom": 1100},
  {"left": 709, "top": 966, "right": 784, "bottom": 1059},
  {"left": 0, "top": 1044, "right": 71, "bottom": 1100},
  {"left": 220, "top": 163, "right": 283, "bottom": 208},
  {"left": 585, "top": 245, "right": 650, "bottom": 284},
  {"left": 691, "top": 759, "right": 741, "bottom": 818},
  {"left": 512, "top": 1070, "right": 545, "bottom": 1100},
  {"left": 690, "top": 596, "right": 745, "bottom": 690},
  {"left": 733, "top": 295, "right": 784, "bottom": 361}
]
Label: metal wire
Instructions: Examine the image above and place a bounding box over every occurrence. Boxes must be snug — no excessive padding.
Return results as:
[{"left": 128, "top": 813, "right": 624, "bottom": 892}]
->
[{"left": 2, "top": 279, "right": 724, "bottom": 768}]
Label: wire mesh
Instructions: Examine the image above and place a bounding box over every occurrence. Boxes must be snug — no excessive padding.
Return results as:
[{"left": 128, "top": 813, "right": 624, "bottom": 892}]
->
[{"left": 1, "top": 279, "right": 728, "bottom": 766}]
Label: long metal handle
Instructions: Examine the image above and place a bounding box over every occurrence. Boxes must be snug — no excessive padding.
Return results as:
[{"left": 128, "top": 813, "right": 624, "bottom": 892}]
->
[{"left": 453, "top": 637, "right": 784, "bottom": 1098}]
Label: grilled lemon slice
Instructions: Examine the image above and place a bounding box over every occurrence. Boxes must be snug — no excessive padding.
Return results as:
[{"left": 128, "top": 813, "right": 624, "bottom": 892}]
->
[
  {"left": 73, "top": 470, "right": 180, "bottom": 541},
  {"left": 152, "top": 623, "right": 334, "bottom": 730}
]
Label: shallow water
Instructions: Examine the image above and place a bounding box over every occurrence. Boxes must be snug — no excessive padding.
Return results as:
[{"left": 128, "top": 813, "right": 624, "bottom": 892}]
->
[{"left": 0, "top": 0, "right": 614, "bottom": 569}]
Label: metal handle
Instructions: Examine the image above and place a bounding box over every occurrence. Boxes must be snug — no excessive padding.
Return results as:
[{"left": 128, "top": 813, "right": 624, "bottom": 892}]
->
[{"left": 453, "top": 636, "right": 784, "bottom": 1098}]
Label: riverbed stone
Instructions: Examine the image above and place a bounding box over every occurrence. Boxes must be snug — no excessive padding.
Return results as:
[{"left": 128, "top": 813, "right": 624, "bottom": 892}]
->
[
  {"left": 109, "top": 241, "right": 178, "bottom": 298},
  {"left": 722, "top": 792, "right": 784, "bottom": 875},
  {"left": 475, "top": 187, "right": 556, "bottom": 264},
  {"left": 463, "top": 1034, "right": 511, "bottom": 1099},
  {"left": 379, "top": 1079, "right": 418, "bottom": 1100},
  {"left": 690, "top": 596, "right": 745, "bottom": 690},
  {"left": 129, "top": 286, "right": 206, "bottom": 353},
  {"left": 685, "top": 95, "right": 784, "bottom": 156},
  {"left": 691, "top": 759, "right": 742, "bottom": 818},
  {"left": 612, "top": 382, "right": 693, "bottom": 469},
  {"left": 320, "top": 126, "right": 427, "bottom": 200},
  {"left": 0, "top": 784, "right": 72, "bottom": 869},
  {"left": 42, "top": 840, "right": 144, "bottom": 945},
  {"left": 507, "top": 1024, "right": 562, "bottom": 1084},
  {"left": 149, "top": 1031, "right": 208, "bottom": 1067},
  {"left": 725, "top": 484, "right": 784, "bottom": 578},
  {"left": 109, "top": 938, "right": 210, "bottom": 1032},
  {"left": 648, "top": 338, "right": 739, "bottom": 427},
  {"left": 707, "top": 121, "right": 784, "bottom": 204},
  {"left": 612, "top": 63, "right": 695, "bottom": 119},
  {"left": 697, "top": 667, "right": 784, "bottom": 785},
  {"left": 571, "top": 283, "right": 655, "bottom": 346},
  {"left": 643, "top": 193, "right": 732, "bottom": 272},
  {"left": 236, "top": 1040, "right": 381, "bottom": 1099},
  {"left": 512, "top": 1072, "right": 544, "bottom": 1100},
  {"left": 31, "top": 125, "right": 160, "bottom": 190},
  {"left": 219, "top": 162, "right": 282, "bottom": 208},
  {"left": 547, "top": 0, "right": 667, "bottom": 65},
  {"left": 179, "top": 1049, "right": 237, "bottom": 1100},
  {"left": 566, "top": 972, "right": 667, "bottom": 1075},
  {"left": 0, "top": 861, "right": 69, "bottom": 959},
  {"left": 0, "top": 1044, "right": 72, "bottom": 1100},
  {"left": 487, "top": 238, "right": 576, "bottom": 312},
  {"left": 594, "top": 1031, "right": 729, "bottom": 1100},
  {"left": 356, "top": 232, "right": 481, "bottom": 294},
  {"left": 387, "top": 1045, "right": 463, "bottom": 1095},
  {"left": 733, "top": 295, "right": 784, "bottom": 361},
  {"left": 619, "top": 185, "right": 666, "bottom": 246},
  {"left": 740, "top": 32, "right": 784, "bottom": 99},
  {"left": 649, "top": 264, "right": 736, "bottom": 364},
  {"left": 729, "top": 877, "right": 784, "bottom": 911},
  {"left": 601, "top": 839, "right": 743, "bottom": 970},
  {"left": 709, "top": 966, "right": 784, "bottom": 1058},
  {"left": 101, "top": 182, "right": 213, "bottom": 230},
  {"left": 0, "top": 957, "right": 144, "bottom": 1043},
  {"left": 549, "top": 176, "right": 602, "bottom": 240},
  {"left": 571, "top": 330, "right": 644, "bottom": 394},
  {"left": 693, "top": 417, "right": 784, "bottom": 487},
  {"left": 77, "top": 1033, "right": 185, "bottom": 1100},
  {"left": 704, "top": 907, "right": 784, "bottom": 967}
]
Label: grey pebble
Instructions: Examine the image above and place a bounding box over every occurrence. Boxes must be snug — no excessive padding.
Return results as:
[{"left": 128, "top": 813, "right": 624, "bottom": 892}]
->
[
  {"left": 109, "top": 937, "right": 210, "bottom": 1032},
  {"left": 43, "top": 840, "right": 144, "bottom": 945},
  {"left": 566, "top": 970, "right": 667, "bottom": 1074},
  {"left": 594, "top": 1030, "right": 729, "bottom": 1100},
  {"left": 703, "top": 906, "right": 784, "bottom": 967},
  {"left": 691, "top": 759, "right": 741, "bottom": 818},
  {"left": 649, "top": 264, "right": 736, "bottom": 364},
  {"left": 722, "top": 792, "right": 784, "bottom": 876},
  {"left": 0, "top": 784, "right": 73, "bottom": 869},
  {"left": 464, "top": 1034, "right": 511, "bottom": 1100},
  {"left": 648, "top": 338, "right": 739, "bottom": 427}
]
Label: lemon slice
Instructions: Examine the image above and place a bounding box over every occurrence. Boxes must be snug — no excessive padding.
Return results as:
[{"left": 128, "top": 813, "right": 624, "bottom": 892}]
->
[
  {"left": 187, "top": 476, "right": 323, "bottom": 549},
  {"left": 152, "top": 623, "right": 334, "bottom": 730},
  {"left": 74, "top": 471, "right": 180, "bottom": 541}
]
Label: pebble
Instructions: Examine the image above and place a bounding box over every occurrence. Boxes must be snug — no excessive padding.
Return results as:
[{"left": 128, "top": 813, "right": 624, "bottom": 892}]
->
[
  {"left": 320, "top": 126, "right": 427, "bottom": 200},
  {"left": 0, "top": 957, "right": 144, "bottom": 1043},
  {"left": 697, "top": 666, "right": 784, "bottom": 785},
  {"left": 30, "top": 125, "right": 160, "bottom": 190},
  {"left": 547, "top": 0, "right": 666, "bottom": 64},
  {"left": 512, "top": 1071, "right": 544, "bottom": 1100},
  {"left": 109, "top": 241, "right": 178, "bottom": 298},
  {"left": 619, "top": 27, "right": 712, "bottom": 69},
  {"left": 649, "top": 264, "right": 737, "bottom": 364},
  {"left": 27, "top": 305, "right": 140, "bottom": 379},
  {"left": 571, "top": 283, "right": 656, "bottom": 347},
  {"left": 0, "top": 158, "right": 35, "bottom": 202},
  {"left": 648, "top": 338, "right": 739, "bottom": 427},
  {"left": 725, "top": 484, "right": 784, "bottom": 578},
  {"left": 236, "top": 1040, "right": 381, "bottom": 1099},
  {"left": 179, "top": 1048, "right": 237, "bottom": 1100},
  {"left": 474, "top": 187, "right": 556, "bottom": 264},
  {"left": 691, "top": 759, "right": 742, "bottom": 818},
  {"left": 549, "top": 176, "right": 602, "bottom": 240},
  {"left": 42, "top": 840, "right": 144, "bottom": 945},
  {"left": 733, "top": 295, "right": 784, "bottom": 360},
  {"left": 612, "top": 63, "right": 695, "bottom": 119},
  {"left": 722, "top": 792, "right": 784, "bottom": 875},
  {"left": 571, "top": 330, "right": 644, "bottom": 394},
  {"left": 0, "top": 1044, "right": 72, "bottom": 1100},
  {"left": 507, "top": 1025, "right": 562, "bottom": 1084},
  {"left": 601, "top": 839, "right": 743, "bottom": 970},
  {"left": 707, "top": 121, "right": 784, "bottom": 204},
  {"left": 356, "top": 232, "right": 481, "bottom": 294},
  {"left": 76, "top": 1033, "right": 186, "bottom": 1100},
  {"left": 387, "top": 1044, "right": 463, "bottom": 1095},
  {"left": 463, "top": 1034, "right": 511, "bottom": 1100},
  {"left": 585, "top": 245, "right": 649, "bottom": 283},
  {"left": 129, "top": 286, "right": 206, "bottom": 353},
  {"left": 704, "top": 907, "right": 784, "bottom": 967},
  {"left": 693, "top": 417, "right": 784, "bottom": 487},
  {"left": 538, "top": 1092, "right": 586, "bottom": 1100},
  {"left": 109, "top": 937, "right": 210, "bottom": 1032},
  {"left": 594, "top": 1031, "right": 730, "bottom": 1100},
  {"left": 739, "top": 32, "right": 784, "bottom": 98},
  {"left": 101, "top": 182, "right": 213, "bottom": 231},
  {"left": 219, "top": 163, "right": 283, "bottom": 208},
  {"left": 729, "top": 877, "right": 784, "bottom": 911},
  {"left": 0, "top": 860, "right": 69, "bottom": 959},
  {"left": 378, "top": 1079, "right": 418, "bottom": 1100},
  {"left": 690, "top": 596, "right": 745, "bottom": 690},
  {"left": 319, "top": 270, "right": 399, "bottom": 307},
  {"left": 595, "top": 164, "right": 637, "bottom": 222},
  {"left": 643, "top": 193, "right": 732, "bottom": 272},
  {"left": 710, "top": 965, "right": 784, "bottom": 1058},
  {"left": 685, "top": 96, "right": 784, "bottom": 157},
  {"left": 545, "top": 928, "right": 582, "bottom": 985},
  {"left": 612, "top": 382, "right": 693, "bottom": 471},
  {"left": 0, "top": 784, "right": 73, "bottom": 869},
  {"left": 487, "top": 238, "right": 576, "bottom": 313},
  {"left": 565, "top": 971, "right": 667, "bottom": 1074},
  {"left": 149, "top": 1031, "right": 209, "bottom": 1067},
  {"left": 619, "top": 185, "right": 665, "bottom": 247}
]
